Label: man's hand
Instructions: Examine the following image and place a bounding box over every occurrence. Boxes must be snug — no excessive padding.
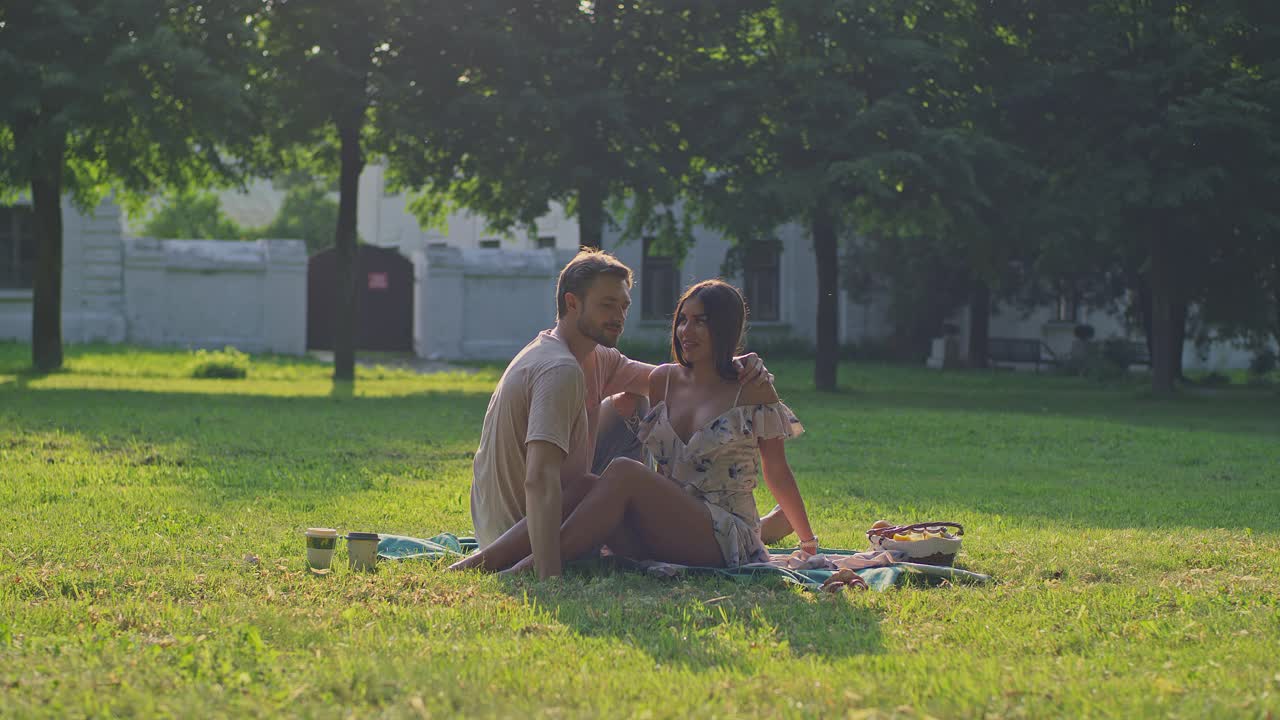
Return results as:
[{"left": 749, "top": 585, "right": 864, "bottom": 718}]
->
[{"left": 732, "top": 352, "right": 774, "bottom": 387}]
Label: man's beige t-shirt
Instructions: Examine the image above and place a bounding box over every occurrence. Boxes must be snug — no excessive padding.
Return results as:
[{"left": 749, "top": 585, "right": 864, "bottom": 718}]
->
[{"left": 470, "top": 329, "right": 651, "bottom": 548}]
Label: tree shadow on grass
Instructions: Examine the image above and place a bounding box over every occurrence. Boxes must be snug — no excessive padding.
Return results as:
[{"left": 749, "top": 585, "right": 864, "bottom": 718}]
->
[
  {"left": 507, "top": 566, "right": 883, "bottom": 670},
  {"left": 4, "top": 382, "right": 1278, "bottom": 532}
]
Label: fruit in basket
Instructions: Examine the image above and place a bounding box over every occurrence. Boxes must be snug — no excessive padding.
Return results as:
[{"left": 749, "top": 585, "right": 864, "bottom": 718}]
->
[{"left": 871, "top": 519, "right": 893, "bottom": 530}]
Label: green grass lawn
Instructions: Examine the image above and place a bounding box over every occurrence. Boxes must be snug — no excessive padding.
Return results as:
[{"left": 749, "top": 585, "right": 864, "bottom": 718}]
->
[{"left": 2, "top": 342, "right": 1279, "bottom": 718}]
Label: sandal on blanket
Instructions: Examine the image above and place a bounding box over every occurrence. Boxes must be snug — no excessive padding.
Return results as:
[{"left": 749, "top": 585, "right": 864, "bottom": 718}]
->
[{"left": 820, "top": 567, "right": 868, "bottom": 593}]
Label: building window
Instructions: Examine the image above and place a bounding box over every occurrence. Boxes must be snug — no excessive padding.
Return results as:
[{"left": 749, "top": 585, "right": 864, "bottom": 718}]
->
[
  {"left": 742, "top": 244, "right": 780, "bottom": 321},
  {"left": 0, "top": 205, "right": 36, "bottom": 290},
  {"left": 536, "top": 236, "right": 556, "bottom": 249},
  {"left": 641, "top": 236, "right": 678, "bottom": 321},
  {"left": 478, "top": 239, "right": 501, "bottom": 249}
]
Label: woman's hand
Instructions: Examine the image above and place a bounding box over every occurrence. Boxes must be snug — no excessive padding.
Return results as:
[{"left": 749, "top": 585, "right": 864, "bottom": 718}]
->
[{"left": 731, "top": 352, "right": 774, "bottom": 387}]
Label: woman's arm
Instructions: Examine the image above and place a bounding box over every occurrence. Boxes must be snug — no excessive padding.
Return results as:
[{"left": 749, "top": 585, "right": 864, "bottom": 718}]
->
[
  {"left": 647, "top": 363, "right": 670, "bottom": 408},
  {"left": 758, "top": 438, "right": 816, "bottom": 553}
]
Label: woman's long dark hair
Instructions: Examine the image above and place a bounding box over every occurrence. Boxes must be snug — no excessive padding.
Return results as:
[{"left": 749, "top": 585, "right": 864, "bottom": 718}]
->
[{"left": 671, "top": 280, "right": 747, "bottom": 381}]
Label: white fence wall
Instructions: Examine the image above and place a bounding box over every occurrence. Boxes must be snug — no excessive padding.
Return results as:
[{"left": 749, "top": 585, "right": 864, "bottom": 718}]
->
[
  {"left": 122, "top": 238, "right": 307, "bottom": 354},
  {"left": 415, "top": 246, "right": 573, "bottom": 360},
  {"left": 0, "top": 200, "right": 308, "bottom": 355}
]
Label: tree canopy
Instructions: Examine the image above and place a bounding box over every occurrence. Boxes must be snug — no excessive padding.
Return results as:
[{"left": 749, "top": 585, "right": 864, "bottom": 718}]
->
[
  {"left": 4, "top": 0, "right": 1277, "bottom": 394},
  {"left": 0, "top": 0, "right": 258, "bottom": 370}
]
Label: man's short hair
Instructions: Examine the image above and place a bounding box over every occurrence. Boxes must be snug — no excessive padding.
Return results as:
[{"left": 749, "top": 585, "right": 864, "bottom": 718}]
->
[{"left": 556, "top": 248, "right": 633, "bottom": 318}]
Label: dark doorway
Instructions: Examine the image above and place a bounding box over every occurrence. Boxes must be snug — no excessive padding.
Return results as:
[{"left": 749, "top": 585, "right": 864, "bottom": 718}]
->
[{"left": 307, "top": 245, "right": 414, "bottom": 352}]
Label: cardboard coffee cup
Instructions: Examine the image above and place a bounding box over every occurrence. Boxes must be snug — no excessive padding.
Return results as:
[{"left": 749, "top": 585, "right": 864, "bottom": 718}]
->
[
  {"left": 305, "top": 528, "right": 339, "bottom": 570},
  {"left": 347, "top": 532, "right": 380, "bottom": 572}
]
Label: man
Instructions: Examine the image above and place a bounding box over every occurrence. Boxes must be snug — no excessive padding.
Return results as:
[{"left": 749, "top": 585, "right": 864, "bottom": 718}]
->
[{"left": 451, "top": 248, "right": 776, "bottom": 578}]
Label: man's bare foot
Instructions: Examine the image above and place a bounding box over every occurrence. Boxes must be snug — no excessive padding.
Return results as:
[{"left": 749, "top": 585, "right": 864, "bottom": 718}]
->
[
  {"left": 447, "top": 551, "right": 486, "bottom": 572},
  {"left": 499, "top": 556, "right": 534, "bottom": 576},
  {"left": 760, "top": 504, "right": 793, "bottom": 544}
]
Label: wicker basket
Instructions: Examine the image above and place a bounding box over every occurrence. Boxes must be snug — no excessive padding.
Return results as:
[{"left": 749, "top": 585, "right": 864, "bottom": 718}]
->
[{"left": 866, "top": 522, "right": 964, "bottom": 566}]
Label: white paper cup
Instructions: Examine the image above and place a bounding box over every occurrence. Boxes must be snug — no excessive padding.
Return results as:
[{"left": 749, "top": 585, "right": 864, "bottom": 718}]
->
[
  {"left": 346, "top": 532, "right": 380, "bottom": 572},
  {"left": 305, "top": 528, "right": 338, "bottom": 570}
]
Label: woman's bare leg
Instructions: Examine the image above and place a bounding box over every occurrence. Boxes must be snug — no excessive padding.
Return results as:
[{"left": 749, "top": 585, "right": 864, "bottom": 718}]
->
[
  {"left": 448, "top": 471, "right": 598, "bottom": 571},
  {"left": 760, "top": 504, "right": 794, "bottom": 544},
  {"left": 507, "top": 458, "right": 724, "bottom": 572}
]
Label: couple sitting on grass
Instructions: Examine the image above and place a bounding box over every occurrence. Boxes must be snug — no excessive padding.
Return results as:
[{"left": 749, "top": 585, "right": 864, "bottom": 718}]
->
[{"left": 449, "top": 248, "right": 816, "bottom": 578}]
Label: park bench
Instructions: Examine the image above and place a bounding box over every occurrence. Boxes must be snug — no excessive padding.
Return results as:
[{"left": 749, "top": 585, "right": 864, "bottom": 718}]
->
[{"left": 987, "top": 337, "right": 1059, "bottom": 372}]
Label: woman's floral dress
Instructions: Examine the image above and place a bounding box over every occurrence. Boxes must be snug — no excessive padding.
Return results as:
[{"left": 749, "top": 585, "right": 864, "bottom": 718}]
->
[{"left": 637, "top": 398, "right": 804, "bottom": 566}]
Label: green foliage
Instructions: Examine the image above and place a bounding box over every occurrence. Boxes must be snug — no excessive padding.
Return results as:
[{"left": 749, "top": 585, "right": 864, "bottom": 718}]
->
[
  {"left": 136, "top": 182, "right": 342, "bottom": 252},
  {"left": 3, "top": 346, "right": 1280, "bottom": 716},
  {"left": 0, "top": 1, "right": 260, "bottom": 370},
  {"left": 387, "top": 2, "right": 755, "bottom": 247},
  {"left": 1018, "top": 1, "right": 1280, "bottom": 391},
  {"left": 190, "top": 346, "right": 251, "bottom": 379},
  {"left": 138, "top": 189, "right": 248, "bottom": 241},
  {"left": 0, "top": 1, "right": 259, "bottom": 209},
  {"left": 258, "top": 183, "right": 340, "bottom": 252}
]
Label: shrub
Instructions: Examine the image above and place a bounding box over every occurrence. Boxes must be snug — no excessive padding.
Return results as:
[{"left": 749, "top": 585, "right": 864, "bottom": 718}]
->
[
  {"left": 191, "top": 346, "right": 250, "bottom": 379},
  {"left": 744, "top": 333, "right": 814, "bottom": 360},
  {"left": 1057, "top": 338, "right": 1129, "bottom": 382},
  {"left": 1101, "top": 338, "right": 1139, "bottom": 369},
  {"left": 1249, "top": 349, "right": 1277, "bottom": 376},
  {"left": 1073, "top": 324, "right": 1096, "bottom": 341},
  {"left": 1199, "top": 372, "right": 1231, "bottom": 387}
]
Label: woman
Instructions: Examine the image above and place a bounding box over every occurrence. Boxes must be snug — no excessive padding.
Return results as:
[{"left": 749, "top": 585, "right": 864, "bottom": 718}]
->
[{"left": 503, "top": 279, "right": 817, "bottom": 572}]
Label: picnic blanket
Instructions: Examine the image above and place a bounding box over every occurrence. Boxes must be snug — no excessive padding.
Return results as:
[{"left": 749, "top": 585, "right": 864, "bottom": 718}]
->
[{"left": 377, "top": 533, "right": 991, "bottom": 592}]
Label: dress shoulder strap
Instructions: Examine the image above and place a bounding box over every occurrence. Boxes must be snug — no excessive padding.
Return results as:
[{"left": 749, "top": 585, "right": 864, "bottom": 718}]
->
[
  {"left": 664, "top": 365, "right": 672, "bottom": 401},
  {"left": 731, "top": 382, "right": 745, "bottom": 408}
]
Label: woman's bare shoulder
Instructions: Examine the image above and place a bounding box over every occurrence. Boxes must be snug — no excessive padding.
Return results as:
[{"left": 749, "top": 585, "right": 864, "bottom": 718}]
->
[{"left": 648, "top": 363, "right": 680, "bottom": 399}]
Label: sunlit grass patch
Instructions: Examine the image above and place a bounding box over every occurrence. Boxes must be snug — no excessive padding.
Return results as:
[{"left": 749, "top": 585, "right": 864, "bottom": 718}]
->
[{"left": 2, "top": 344, "right": 1278, "bottom": 717}]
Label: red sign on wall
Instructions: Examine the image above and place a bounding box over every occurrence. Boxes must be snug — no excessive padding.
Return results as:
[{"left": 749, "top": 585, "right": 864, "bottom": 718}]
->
[{"left": 367, "top": 272, "right": 389, "bottom": 290}]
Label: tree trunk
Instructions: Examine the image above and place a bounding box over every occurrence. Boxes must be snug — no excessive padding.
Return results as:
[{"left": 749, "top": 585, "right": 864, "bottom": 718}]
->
[
  {"left": 577, "top": 181, "right": 604, "bottom": 250},
  {"left": 1134, "top": 281, "right": 1153, "bottom": 360},
  {"left": 967, "top": 279, "right": 991, "bottom": 369},
  {"left": 1170, "top": 299, "right": 1188, "bottom": 381},
  {"left": 333, "top": 118, "right": 365, "bottom": 383},
  {"left": 1271, "top": 260, "right": 1280, "bottom": 349},
  {"left": 1148, "top": 238, "right": 1176, "bottom": 394},
  {"left": 812, "top": 203, "right": 839, "bottom": 392},
  {"left": 31, "top": 131, "right": 66, "bottom": 373}
]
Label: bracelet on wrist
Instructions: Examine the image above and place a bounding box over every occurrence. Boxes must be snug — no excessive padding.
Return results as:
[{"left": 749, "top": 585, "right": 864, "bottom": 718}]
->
[{"left": 799, "top": 535, "right": 819, "bottom": 546}]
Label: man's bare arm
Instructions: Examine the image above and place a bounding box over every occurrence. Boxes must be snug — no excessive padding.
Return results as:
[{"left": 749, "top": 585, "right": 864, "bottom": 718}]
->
[
  {"left": 616, "top": 359, "right": 658, "bottom": 398},
  {"left": 525, "top": 440, "right": 565, "bottom": 579}
]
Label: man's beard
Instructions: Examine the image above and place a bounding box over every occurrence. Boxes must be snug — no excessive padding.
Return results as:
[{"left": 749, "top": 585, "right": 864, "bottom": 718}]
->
[{"left": 577, "top": 315, "right": 619, "bottom": 348}]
